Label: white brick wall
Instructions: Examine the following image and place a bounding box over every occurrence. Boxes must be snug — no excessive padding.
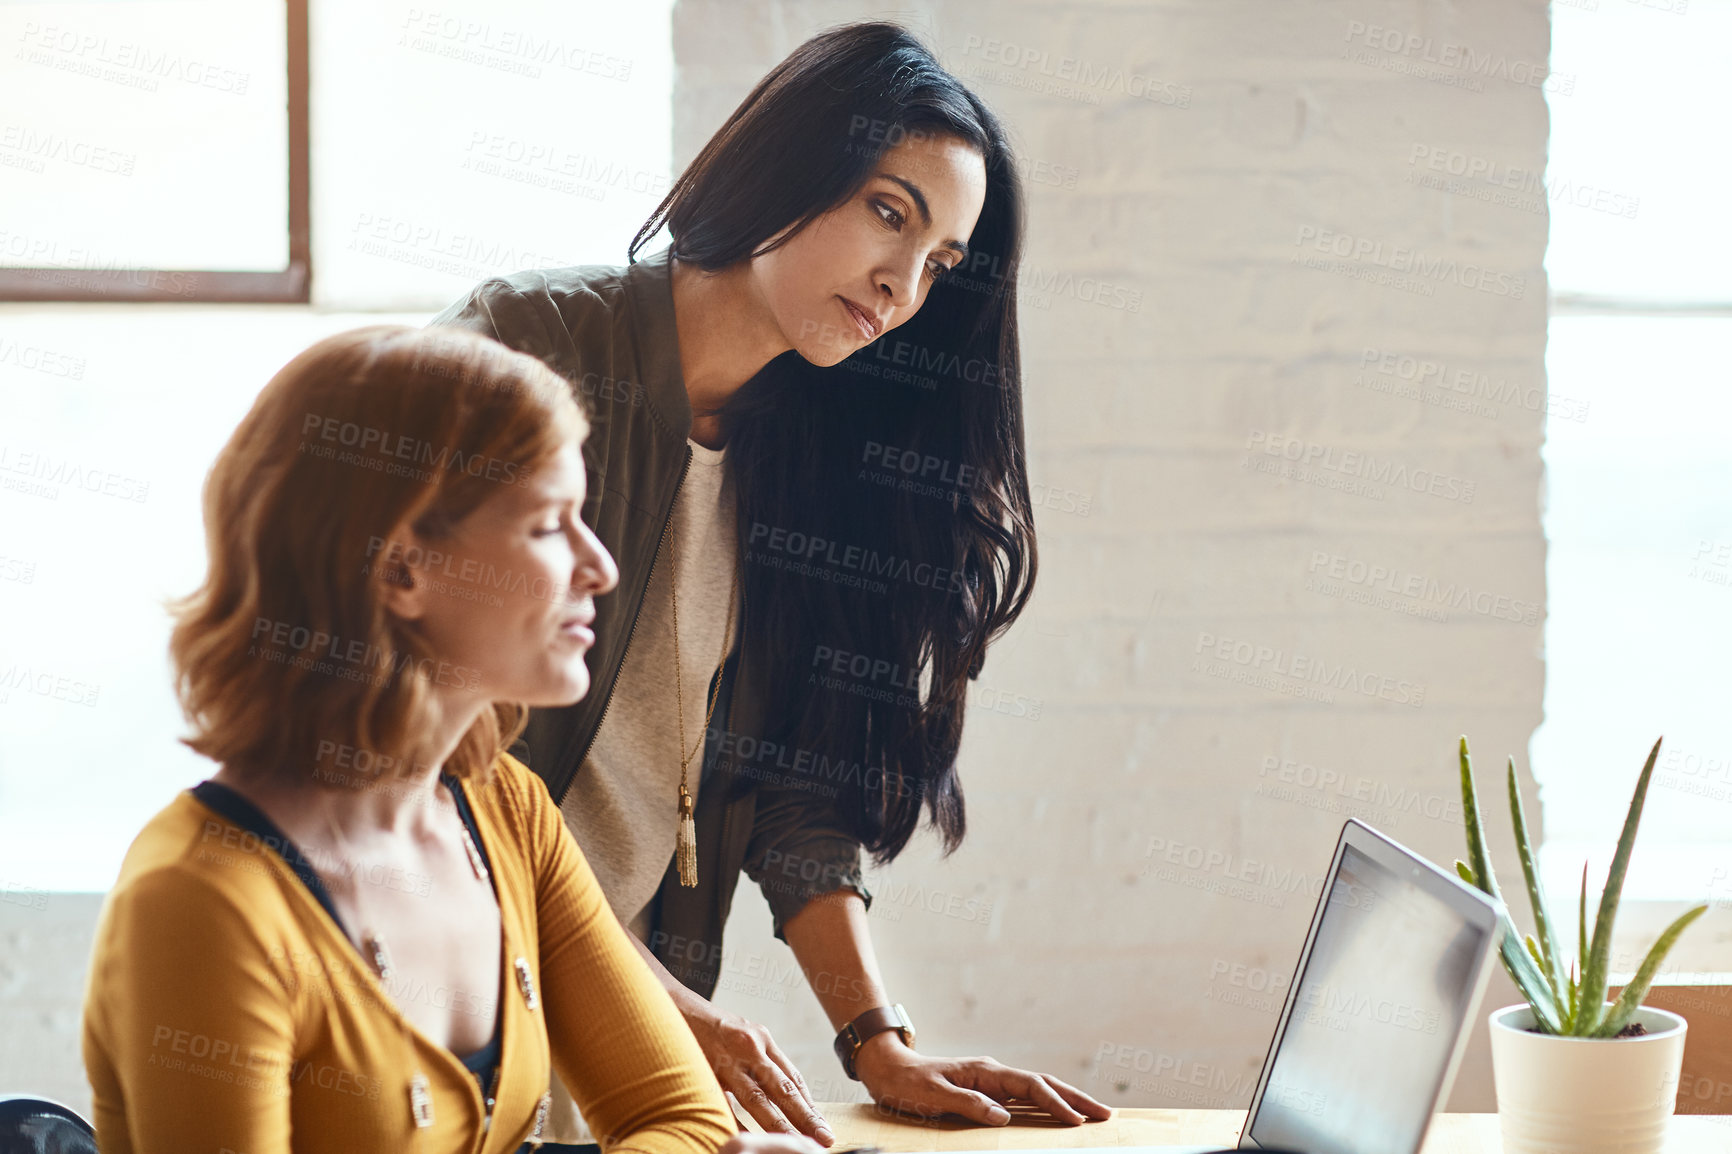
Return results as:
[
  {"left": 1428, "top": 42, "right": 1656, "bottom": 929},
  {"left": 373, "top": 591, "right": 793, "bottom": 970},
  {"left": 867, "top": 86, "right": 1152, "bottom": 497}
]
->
[{"left": 679, "top": 0, "right": 1550, "bottom": 1113}]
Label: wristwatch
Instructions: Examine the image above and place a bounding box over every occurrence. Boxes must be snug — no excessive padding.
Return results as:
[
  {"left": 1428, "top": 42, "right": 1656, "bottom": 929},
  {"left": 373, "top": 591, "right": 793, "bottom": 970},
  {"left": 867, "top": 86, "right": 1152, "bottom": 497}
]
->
[{"left": 833, "top": 1003, "right": 916, "bottom": 1080}]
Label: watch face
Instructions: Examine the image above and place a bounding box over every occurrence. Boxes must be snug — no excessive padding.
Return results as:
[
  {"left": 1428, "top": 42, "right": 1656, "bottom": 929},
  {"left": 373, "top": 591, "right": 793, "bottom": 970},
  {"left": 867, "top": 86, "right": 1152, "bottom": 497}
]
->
[{"left": 893, "top": 1003, "right": 915, "bottom": 1041}]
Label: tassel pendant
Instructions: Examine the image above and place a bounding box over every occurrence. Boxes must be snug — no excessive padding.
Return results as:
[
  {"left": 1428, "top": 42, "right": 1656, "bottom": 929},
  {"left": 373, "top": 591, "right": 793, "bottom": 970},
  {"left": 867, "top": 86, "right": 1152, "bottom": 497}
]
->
[{"left": 677, "top": 783, "right": 698, "bottom": 888}]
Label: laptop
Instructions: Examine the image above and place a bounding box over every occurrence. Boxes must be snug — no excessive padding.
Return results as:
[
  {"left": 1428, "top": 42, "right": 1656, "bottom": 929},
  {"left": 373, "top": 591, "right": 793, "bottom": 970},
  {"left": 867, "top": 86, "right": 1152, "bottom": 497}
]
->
[{"left": 941, "top": 819, "right": 1503, "bottom": 1154}]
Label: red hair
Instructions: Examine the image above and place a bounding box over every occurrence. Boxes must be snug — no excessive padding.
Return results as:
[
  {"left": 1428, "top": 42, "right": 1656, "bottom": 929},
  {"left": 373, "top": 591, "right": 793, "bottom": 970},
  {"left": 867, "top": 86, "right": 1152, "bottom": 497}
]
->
[{"left": 168, "top": 325, "right": 585, "bottom": 788}]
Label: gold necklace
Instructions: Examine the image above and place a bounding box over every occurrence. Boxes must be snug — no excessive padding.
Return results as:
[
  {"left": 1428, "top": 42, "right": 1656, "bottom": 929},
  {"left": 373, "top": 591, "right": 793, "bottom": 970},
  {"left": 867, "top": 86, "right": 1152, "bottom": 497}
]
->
[{"left": 667, "top": 484, "right": 740, "bottom": 888}]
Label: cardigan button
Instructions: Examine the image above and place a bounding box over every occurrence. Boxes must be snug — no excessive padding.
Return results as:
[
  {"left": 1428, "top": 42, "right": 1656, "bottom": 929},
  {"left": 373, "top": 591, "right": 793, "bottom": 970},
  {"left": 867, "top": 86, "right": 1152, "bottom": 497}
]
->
[
  {"left": 514, "top": 956, "right": 539, "bottom": 1010},
  {"left": 408, "top": 1073, "right": 434, "bottom": 1128}
]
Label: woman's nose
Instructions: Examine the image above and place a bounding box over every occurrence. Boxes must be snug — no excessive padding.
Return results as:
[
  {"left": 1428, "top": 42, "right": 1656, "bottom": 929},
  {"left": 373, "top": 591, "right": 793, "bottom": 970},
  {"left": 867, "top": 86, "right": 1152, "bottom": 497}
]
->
[{"left": 577, "top": 527, "right": 619, "bottom": 596}]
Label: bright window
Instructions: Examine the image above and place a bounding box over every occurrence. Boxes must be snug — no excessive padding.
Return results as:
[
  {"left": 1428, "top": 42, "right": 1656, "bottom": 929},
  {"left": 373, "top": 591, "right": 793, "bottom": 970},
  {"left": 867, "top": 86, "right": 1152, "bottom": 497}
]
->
[
  {"left": 0, "top": 0, "right": 289, "bottom": 271},
  {"left": 1535, "top": 0, "right": 1732, "bottom": 960},
  {"left": 0, "top": 0, "right": 674, "bottom": 889}
]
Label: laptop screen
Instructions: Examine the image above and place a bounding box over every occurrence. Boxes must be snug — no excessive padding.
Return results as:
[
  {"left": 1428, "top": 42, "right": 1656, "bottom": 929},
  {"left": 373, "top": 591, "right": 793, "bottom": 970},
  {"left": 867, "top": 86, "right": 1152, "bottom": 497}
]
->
[{"left": 1246, "top": 843, "right": 1492, "bottom": 1154}]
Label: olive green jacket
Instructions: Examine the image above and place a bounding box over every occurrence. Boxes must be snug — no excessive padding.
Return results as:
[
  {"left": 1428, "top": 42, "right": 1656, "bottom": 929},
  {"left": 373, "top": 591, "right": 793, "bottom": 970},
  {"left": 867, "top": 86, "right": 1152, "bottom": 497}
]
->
[{"left": 429, "top": 246, "right": 871, "bottom": 999}]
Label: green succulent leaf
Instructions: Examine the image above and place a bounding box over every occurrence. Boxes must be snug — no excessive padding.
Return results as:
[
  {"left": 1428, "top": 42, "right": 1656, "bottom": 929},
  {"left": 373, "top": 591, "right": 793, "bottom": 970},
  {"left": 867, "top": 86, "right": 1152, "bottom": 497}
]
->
[
  {"left": 1596, "top": 904, "right": 1709, "bottom": 1037},
  {"left": 1566, "top": 956, "right": 1579, "bottom": 1029},
  {"left": 1496, "top": 906, "right": 1565, "bottom": 1032},
  {"left": 1508, "top": 757, "right": 1566, "bottom": 1005},
  {"left": 1570, "top": 865, "right": 1589, "bottom": 1029},
  {"left": 1578, "top": 737, "right": 1665, "bottom": 1033},
  {"left": 1459, "top": 738, "right": 1501, "bottom": 903},
  {"left": 1459, "top": 736, "right": 1561, "bottom": 1032},
  {"left": 1455, "top": 860, "right": 1476, "bottom": 887}
]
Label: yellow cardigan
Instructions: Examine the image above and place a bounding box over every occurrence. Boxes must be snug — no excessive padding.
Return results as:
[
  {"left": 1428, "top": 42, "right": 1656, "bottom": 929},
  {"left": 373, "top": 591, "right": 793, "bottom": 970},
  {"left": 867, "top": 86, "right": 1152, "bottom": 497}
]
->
[{"left": 81, "top": 752, "right": 737, "bottom": 1154}]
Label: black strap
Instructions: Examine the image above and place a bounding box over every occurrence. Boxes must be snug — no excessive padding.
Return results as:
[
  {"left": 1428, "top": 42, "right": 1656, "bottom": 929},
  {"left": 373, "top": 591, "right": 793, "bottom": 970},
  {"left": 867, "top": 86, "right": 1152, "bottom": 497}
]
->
[
  {"left": 189, "top": 779, "right": 351, "bottom": 938},
  {"left": 189, "top": 774, "right": 491, "bottom": 924},
  {"left": 438, "top": 774, "right": 506, "bottom": 1086},
  {"left": 440, "top": 772, "right": 495, "bottom": 877}
]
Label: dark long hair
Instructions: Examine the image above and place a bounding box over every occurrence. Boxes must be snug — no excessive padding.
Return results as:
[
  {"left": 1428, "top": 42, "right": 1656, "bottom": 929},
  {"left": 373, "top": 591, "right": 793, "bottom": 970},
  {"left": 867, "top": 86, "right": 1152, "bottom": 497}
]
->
[{"left": 629, "top": 21, "right": 1034, "bottom": 863}]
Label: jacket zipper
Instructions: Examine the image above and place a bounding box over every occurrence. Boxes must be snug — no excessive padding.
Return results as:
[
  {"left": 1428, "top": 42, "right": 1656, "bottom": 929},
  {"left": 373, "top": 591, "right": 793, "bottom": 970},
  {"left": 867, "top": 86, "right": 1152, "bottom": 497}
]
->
[{"left": 566, "top": 445, "right": 693, "bottom": 781}]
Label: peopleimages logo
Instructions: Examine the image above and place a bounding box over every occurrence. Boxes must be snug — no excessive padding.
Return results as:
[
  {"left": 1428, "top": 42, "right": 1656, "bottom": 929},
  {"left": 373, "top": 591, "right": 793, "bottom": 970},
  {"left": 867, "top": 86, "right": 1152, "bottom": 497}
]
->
[
  {"left": 957, "top": 36, "right": 1192, "bottom": 108},
  {"left": 0, "top": 336, "right": 87, "bottom": 380},
  {"left": 1091, "top": 1041, "right": 1264, "bottom": 1106},
  {"left": 1194, "top": 631, "right": 1426, "bottom": 708},
  {"left": 1257, "top": 755, "right": 1464, "bottom": 826},
  {"left": 747, "top": 522, "right": 968, "bottom": 595},
  {"left": 1245, "top": 429, "right": 1476, "bottom": 504},
  {"left": 301, "top": 412, "right": 531, "bottom": 487},
  {"left": 1294, "top": 226, "right": 1527, "bottom": 299},
  {"left": 0, "top": 664, "right": 100, "bottom": 707},
  {"left": 0, "top": 444, "right": 149, "bottom": 503},
  {"left": 1406, "top": 145, "right": 1640, "bottom": 221},
  {"left": 1357, "top": 348, "right": 1590, "bottom": 424},
  {"left": 16, "top": 21, "right": 253, "bottom": 94},
  {"left": 1307, "top": 550, "right": 1539, "bottom": 626},
  {"left": 1342, "top": 21, "right": 1572, "bottom": 94}
]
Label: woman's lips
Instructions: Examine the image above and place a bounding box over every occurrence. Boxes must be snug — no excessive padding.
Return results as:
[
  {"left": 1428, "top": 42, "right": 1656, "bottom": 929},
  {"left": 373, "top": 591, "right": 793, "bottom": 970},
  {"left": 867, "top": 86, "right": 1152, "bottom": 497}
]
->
[{"left": 838, "top": 296, "right": 878, "bottom": 340}]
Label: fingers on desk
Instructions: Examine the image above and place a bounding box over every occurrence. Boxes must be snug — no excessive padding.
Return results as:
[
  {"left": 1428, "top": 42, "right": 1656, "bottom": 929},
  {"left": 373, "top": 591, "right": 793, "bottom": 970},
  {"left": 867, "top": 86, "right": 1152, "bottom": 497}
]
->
[
  {"left": 955, "top": 1082, "right": 1016, "bottom": 1126},
  {"left": 1030, "top": 1072, "right": 1115, "bottom": 1121},
  {"left": 963, "top": 1064, "right": 1099, "bottom": 1125},
  {"left": 724, "top": 1054, "right": 831, "bottom": 1144}
]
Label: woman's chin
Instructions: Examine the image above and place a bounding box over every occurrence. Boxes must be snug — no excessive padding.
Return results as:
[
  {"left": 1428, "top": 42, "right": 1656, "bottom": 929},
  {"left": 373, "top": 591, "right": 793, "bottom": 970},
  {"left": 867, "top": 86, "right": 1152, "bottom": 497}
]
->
[
  {"left": 796, "top": 335, "right": 859, "bottom": 367},
  {"left": 551, "top": 673, "right": 590, "bottom": 706},
  {"left": 515, "top": 670, "right": 590, "bottom": 708}
]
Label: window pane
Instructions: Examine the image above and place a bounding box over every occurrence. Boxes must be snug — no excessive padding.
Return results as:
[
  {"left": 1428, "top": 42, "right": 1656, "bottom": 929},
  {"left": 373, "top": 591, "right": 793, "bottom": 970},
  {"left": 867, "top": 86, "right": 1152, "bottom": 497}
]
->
[
  {"left": 0, "top": 1, "right": 288, "bottom": 272},
  {"left": 310, "top": 0, "right": 674, "bottom": 309},
  {"left": 1539, "top": 2, "right": 1732, "bottom": 907},
  {"left": 1545, "top": 0, "right": 1732, "bottom": 302},
  {"left": 1535, "top": 314, "right": 1732, "bottom": 901}
]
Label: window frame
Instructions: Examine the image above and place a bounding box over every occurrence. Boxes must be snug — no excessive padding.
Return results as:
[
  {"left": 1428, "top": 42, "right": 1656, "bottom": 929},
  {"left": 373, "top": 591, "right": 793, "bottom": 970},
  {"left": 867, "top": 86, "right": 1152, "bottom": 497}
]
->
[{"left": 0, "top": 0, "right": 310, "bottom": 303}]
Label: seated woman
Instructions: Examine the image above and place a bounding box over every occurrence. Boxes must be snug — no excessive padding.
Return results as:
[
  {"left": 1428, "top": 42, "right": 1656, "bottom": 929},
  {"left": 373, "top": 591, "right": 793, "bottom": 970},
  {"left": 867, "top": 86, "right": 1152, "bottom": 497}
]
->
[{"left": 79, "top": 325, "right": 800, "bottom": 1154}]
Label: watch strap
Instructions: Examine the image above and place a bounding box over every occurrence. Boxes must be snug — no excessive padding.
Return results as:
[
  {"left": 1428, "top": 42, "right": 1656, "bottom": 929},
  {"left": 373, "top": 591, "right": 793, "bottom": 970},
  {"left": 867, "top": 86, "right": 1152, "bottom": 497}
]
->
[{"left": 833, "top": 1003, "right": 915, "bottom": 1080}]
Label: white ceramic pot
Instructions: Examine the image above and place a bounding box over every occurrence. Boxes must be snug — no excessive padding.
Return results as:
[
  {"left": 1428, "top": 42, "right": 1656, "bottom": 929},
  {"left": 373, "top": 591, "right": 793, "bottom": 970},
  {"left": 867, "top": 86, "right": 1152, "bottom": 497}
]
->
[{"left": 1489, "top": 1002, "right": 1687, "bottom": 1154}]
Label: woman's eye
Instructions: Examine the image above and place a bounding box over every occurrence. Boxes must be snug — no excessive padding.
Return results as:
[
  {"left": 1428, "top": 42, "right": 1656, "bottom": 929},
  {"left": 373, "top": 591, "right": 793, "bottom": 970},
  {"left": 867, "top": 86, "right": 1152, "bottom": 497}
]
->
[
  {"left": 873, "top": 199, "right": 903, "bottom": 228},
  {"left": 926, "top": 261, "right": 948, "bottom": 281},
  {"left": 532, "top": 523, "right": 562, "bottom": 538}
]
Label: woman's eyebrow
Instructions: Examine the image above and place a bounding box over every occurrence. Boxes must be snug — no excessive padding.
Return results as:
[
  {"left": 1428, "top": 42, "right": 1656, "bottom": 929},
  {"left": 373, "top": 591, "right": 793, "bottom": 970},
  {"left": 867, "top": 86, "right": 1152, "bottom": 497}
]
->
[
  {"left": 880, "top": 174, "right": 970, "bottom": 259},
  {"left": 523, "top": 488, "right": 578, "bottom": 510}
]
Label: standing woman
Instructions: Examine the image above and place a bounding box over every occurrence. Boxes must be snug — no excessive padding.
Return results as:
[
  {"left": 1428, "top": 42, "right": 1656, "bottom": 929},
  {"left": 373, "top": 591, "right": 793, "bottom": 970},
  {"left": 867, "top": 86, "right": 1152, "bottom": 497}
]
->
[
  {"left": 79, "top": 326, "right": 800, "bottom": 1154},
  {"left": 433, "top": 21, "right": 1110, "bottom": 1145}
]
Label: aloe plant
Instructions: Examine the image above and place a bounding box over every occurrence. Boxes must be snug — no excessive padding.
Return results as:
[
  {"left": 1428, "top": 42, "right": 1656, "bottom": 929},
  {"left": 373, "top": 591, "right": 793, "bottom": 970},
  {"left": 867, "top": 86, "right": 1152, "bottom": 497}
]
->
[{"left": 1454, "top": 735, "right": 1708, "bottom": 1037}]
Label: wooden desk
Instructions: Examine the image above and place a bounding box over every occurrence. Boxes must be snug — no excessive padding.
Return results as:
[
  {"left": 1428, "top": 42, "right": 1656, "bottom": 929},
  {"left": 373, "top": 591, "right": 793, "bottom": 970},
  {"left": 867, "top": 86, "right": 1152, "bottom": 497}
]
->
[{"left": 816, "top": 1103, "right": 1732, "bottom": 1153}]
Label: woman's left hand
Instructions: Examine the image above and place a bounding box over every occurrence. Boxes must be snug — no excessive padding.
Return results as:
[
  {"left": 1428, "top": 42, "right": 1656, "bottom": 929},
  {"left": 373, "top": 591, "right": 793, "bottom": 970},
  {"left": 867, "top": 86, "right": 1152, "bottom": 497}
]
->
[{"left": 853, "top": 1033, "right": 1114, "bottom": 1126}]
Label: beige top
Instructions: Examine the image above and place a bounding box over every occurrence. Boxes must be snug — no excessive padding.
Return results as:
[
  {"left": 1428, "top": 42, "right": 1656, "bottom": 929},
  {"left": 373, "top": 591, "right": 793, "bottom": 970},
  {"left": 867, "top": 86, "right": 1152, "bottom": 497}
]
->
[{"left": 547, "top": 437, "right": 740, "bottom": 1143}]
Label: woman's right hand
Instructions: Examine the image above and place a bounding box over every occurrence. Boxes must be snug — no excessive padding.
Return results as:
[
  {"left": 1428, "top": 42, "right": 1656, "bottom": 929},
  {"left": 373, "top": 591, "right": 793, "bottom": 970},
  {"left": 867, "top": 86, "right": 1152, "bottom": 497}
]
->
[
  {"left": 674, "top": 991, "right": 835, "bottom": 1145},
  {"left": 719, "top": 1133, "right": 828, "bottom": 1154}
]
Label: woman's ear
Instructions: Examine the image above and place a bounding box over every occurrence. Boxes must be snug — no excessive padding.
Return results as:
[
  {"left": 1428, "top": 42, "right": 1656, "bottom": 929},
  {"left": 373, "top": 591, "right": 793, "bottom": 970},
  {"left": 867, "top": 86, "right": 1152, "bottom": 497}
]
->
[{"left": 372, "top": 524, "right": 429, "bottom": 623}]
